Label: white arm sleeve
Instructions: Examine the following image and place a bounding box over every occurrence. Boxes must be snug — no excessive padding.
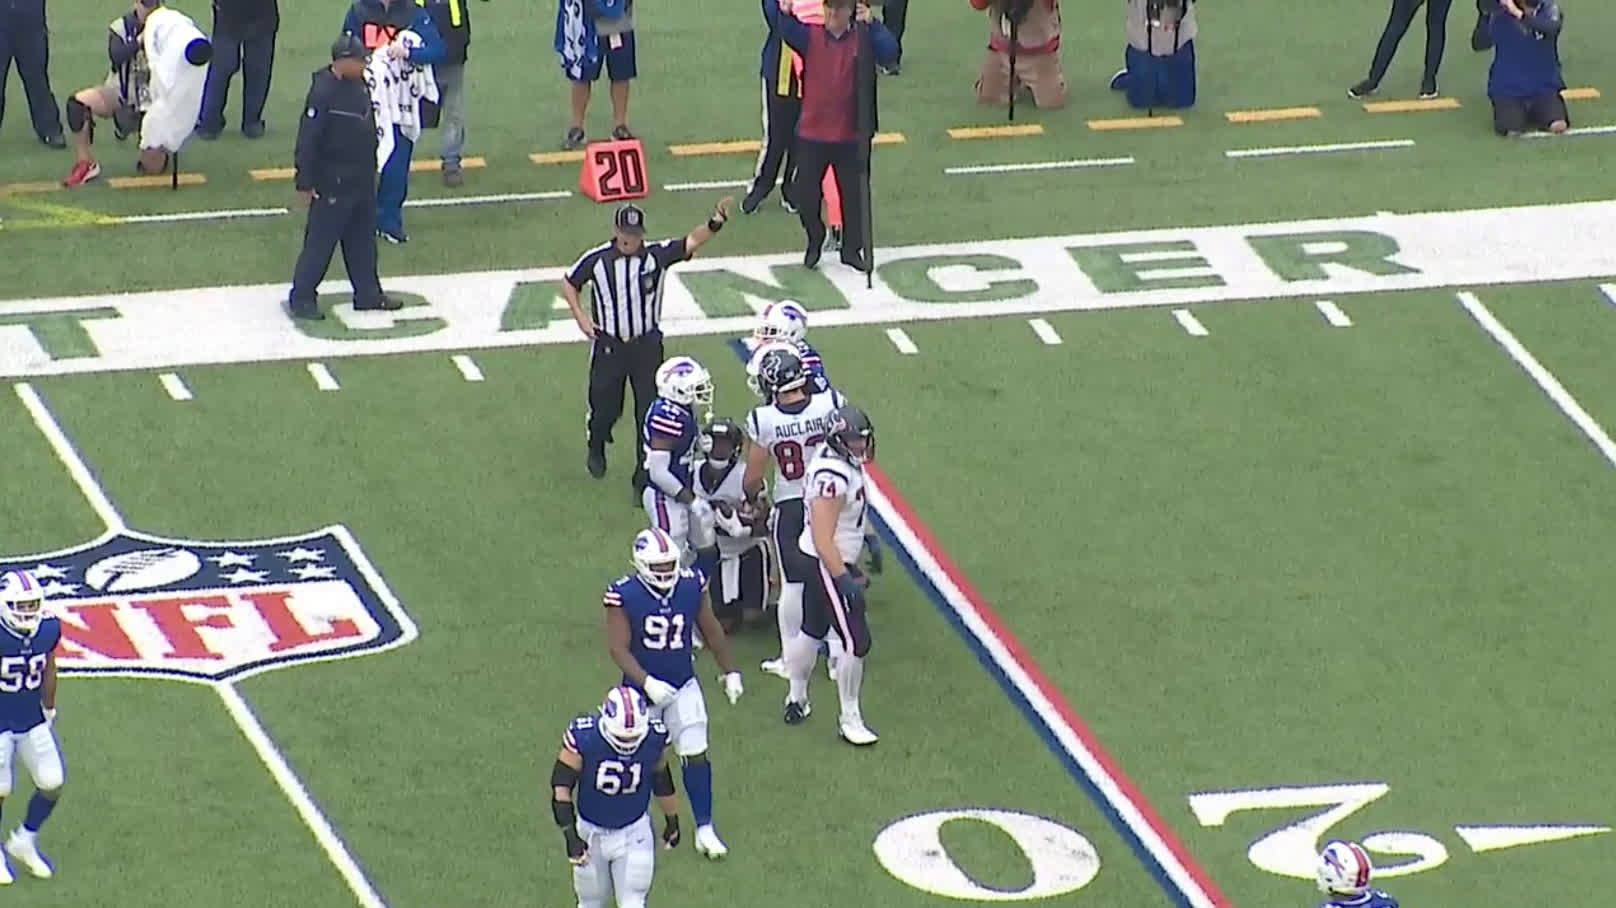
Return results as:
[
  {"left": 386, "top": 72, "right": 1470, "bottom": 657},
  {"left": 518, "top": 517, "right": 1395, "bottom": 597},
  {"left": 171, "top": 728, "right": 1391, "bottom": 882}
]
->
[{"left": 645, "top": 448, "right": 684, "bottom": 498}]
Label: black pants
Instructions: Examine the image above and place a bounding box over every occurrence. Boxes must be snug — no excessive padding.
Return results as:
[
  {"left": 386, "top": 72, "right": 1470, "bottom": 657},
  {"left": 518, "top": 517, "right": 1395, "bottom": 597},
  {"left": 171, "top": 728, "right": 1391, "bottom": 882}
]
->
[
  {"left": 290, "top": 184, "right": 384, "bottom": 312},
  {"left": 198, "top": 18, "right": 277, "bottom": 133},
  {"left": 747, "top": 87, "right": 800, "bottom": 206},
  {"left": 1364, "top": 0, "right": 1454, "bottom": 88},
  {"left": 0, "top": 19, "right": 63, "bottom": 139},
  {"left": 1493, "top": 93, "right": 1569, "bottom": 135},
  {"left": 587, "top": 330, "right": 662, "bottom": 483},
  {"left": 882, "top": 0, "right": 907, "bottom": 62},
  {"left": 794, "top": 138, "right": 867, "bottom": 264}
]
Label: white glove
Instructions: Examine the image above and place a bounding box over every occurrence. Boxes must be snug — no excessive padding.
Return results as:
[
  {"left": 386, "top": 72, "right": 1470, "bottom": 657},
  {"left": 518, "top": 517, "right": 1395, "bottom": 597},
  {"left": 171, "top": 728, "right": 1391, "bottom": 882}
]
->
[
  {"left": 643, "top": 677, "right": 679, "bottom": 707},
  {"left": 712, "top": 505, "right": 746, "bottom": 538},
  {"left": 43, "top": 707, "right": 56, "bottom": 726},
  {"left": 689, "top": 498, "right": 714, "bottom": 525},
  {"left": 722, "top": 671, "right": 744, "bottom": 705}
]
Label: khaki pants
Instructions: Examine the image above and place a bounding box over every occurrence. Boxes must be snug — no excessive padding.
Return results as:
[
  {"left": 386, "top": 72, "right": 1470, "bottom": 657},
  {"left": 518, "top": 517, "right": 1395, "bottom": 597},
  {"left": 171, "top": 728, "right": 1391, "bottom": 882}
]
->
[{"left": 975, "top": 50, "right": 1067, "bottom": 109}]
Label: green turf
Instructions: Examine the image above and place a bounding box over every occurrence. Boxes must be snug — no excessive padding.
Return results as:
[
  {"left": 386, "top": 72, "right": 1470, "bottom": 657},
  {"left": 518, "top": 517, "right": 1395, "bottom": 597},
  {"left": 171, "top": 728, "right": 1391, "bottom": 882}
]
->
[{"left": 4, "top": 0, "right": 1616, "bottom": 299}]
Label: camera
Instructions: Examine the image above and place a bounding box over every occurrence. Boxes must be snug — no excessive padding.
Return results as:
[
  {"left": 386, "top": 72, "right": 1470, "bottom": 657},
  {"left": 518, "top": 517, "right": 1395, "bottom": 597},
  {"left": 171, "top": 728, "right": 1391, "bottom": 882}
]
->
[
  {"left": 993, "top": 0, "right": 1035, "bottom": 26},
  {"left": 1146, "top": 0, "right": 1190, "bottom": 27}
]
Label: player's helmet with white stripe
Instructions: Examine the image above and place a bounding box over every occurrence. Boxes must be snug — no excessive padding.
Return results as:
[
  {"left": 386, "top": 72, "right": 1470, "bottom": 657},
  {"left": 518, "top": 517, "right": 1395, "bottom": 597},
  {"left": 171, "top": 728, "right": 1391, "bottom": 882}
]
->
[
  {"left": 1316, "top": 840, "right": 1373, "bottom": 896},
  {"left": 0, "top": 570, "right": 45, "bottom": 634},
  {"left": 825, "top": 404, "right": 875, "bottom": 465},
  {"left": 753, "top": 301, "right": 808, "bottom": 344},
  {"left": 598, "top": 686, "right": 653, "bottom": 754},
  {"left": 654, "top": 356, "right": 714, "bottom": 409},
  {"left": 631, "top": 528, "right": 682, "bottom": 591}
]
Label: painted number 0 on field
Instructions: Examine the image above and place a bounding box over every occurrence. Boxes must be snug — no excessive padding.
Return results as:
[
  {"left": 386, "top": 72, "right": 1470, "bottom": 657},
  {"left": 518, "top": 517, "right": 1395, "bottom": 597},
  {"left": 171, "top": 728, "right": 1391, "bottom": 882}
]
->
[
  {"left": 873, "top": 809, "right": 1100, "bottom": 901},
  {"left": 1189, "top": 782, "right": 1448, "bottom": 880}
]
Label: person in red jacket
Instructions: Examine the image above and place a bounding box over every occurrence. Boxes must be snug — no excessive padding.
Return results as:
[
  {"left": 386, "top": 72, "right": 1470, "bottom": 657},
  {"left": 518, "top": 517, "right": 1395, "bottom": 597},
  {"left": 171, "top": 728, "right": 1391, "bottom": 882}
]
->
[{"left": 971, "top": 0, "right": 1065, "bottom": 109}]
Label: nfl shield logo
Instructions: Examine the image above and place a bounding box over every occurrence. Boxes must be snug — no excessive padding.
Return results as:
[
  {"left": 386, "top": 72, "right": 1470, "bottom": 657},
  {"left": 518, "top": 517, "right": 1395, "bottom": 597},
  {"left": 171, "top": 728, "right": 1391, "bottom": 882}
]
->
[{"left": 0, "top": 526, "right": 416, "bottom": 683}]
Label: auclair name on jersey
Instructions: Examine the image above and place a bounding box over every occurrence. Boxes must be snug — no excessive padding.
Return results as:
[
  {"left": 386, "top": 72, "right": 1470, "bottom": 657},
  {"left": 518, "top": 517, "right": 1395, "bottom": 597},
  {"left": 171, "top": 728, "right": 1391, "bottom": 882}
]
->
[{"left": 768, "top": 414, "right": 833, "bottom": 440}]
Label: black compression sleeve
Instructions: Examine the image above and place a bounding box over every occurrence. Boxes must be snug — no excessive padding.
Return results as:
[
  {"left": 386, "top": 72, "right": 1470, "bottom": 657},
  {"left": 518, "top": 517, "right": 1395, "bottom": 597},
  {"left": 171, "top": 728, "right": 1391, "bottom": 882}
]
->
[
  {"left": 552, "top": 798, "right": 577, "bottom": 828},
  {"left": 550, "top": 760, "right": 580, "bottom": 791},
  {"left": 651, "top": 764, "right": 676, "bottom": 797}
]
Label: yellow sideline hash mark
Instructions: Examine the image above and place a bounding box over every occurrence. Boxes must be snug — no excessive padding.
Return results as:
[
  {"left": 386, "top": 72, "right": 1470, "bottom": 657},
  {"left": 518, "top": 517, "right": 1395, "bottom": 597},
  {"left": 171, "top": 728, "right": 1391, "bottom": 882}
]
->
[
  {"left": 947, "top": 124, "right": 1045, "bottom": 139},
  {"left": 1225, "top": 107, "right": 1321, "bottom": 124}
]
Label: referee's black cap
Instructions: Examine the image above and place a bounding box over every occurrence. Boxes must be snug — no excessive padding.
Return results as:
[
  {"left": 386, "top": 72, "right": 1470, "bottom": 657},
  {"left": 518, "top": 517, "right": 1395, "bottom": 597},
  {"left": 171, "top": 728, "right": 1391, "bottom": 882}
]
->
[{"left": 614, "top": 204, "right": 646, "bottom": 236}]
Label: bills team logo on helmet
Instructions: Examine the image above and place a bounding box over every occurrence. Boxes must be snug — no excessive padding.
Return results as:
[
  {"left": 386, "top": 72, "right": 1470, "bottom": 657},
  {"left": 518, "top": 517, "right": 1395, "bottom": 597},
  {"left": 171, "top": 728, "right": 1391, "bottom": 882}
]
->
[
  {"left": 598, "top": 686, "right": 651, "bottom": 754},
  {"left": 631, "top": 528, "right": 681, "bottom": 590},
  {"left": 1316, "top": 840, "right": 1373, "bottom": 895},
  {"left": 0, "top": 526, "right": 415, "bottom": 683},
  {"left": 655, "top": 356, "right": 715, "bottom": 409},
  {"left": 754, "top": 301, "right": 808, "bottom": 344}
]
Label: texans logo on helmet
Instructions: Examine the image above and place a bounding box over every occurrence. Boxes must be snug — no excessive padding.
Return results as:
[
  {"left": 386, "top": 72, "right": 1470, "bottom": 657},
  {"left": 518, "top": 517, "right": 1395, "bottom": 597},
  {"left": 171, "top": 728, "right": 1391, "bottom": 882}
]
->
[{"left": 0, "top": 526, "right": 415, "bottom": 683}]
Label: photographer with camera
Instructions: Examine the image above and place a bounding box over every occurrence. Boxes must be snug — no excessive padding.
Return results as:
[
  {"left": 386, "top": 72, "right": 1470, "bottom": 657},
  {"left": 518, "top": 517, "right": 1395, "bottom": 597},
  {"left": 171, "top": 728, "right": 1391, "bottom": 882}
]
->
[
  {"left": 61, "top": 0, "right": 159, "bottom": 187},
  {"left": 1108, "top": 0, "right": 1195, "bottom": 110},
  {"left": 1473, "top": 0, "right": 1566, "bottom": 136},
  {"left": 970, "top": 0, "right": 1065, "bottom": 111}
]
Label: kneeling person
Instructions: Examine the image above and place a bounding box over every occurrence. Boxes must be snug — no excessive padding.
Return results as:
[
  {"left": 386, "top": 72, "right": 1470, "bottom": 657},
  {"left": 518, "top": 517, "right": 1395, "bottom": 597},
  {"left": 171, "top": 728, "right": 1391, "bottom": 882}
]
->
[
  {"left": 785, "top": 404, "right": 878, "bottom": 746},
  {"left": 64, "top": 0, "right": 160, "bottom": 187},
  {"left": 550, "top": 687, "right": 681, "bottom": 908},
  {"left": 1477, "top": 0, "right": 1567, "bottom": 136}
]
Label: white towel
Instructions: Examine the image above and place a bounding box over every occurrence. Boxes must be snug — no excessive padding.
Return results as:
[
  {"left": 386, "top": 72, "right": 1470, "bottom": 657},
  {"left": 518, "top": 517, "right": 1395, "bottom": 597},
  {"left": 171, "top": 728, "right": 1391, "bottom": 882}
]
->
[
  {"left": 140, "top": 7, "right": 208, "bottom": 152},
  {"left": 365, "top": 31, "right": 440, "bottom": 170}
]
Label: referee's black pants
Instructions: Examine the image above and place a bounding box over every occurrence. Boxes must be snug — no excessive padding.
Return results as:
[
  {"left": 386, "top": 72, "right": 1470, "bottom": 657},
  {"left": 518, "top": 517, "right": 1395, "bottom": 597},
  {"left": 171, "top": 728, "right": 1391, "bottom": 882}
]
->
[
  {"left": 586, "top": 329, "right": 662, "bottom": 486},
  {"left": 794, "top": 138, "right": 867, "bottom": 266},
  {"left": 746, "top": 87, "right": 800, "bottom": 208},
  {"left": 1361, "top": 0, "right": 1454, "bottom": 90}
]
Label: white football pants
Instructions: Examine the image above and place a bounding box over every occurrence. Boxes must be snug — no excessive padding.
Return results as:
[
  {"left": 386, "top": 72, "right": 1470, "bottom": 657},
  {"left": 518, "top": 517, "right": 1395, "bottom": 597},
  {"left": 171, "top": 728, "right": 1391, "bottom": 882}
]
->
[{"left": 574, "top": 813, "right": 655, "bottom": 908}]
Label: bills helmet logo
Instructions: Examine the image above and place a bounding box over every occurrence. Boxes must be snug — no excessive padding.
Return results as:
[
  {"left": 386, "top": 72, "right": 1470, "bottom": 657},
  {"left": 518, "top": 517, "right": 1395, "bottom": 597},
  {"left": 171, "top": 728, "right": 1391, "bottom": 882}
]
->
[{"left": 0, "top": 526, "right": 415, "bottom": 683}]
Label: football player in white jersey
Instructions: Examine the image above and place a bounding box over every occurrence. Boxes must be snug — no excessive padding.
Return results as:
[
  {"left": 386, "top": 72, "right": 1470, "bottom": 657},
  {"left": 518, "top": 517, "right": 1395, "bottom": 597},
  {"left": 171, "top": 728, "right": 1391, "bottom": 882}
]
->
[
  {"left": 787, "top": 404, "right": 878, "bottom": 746},
  {"left": 741, "top": 347, "right": 848, "bottom": 681},
  {"left": 694, "top": 418, "right": 771, "bottom": 634}
]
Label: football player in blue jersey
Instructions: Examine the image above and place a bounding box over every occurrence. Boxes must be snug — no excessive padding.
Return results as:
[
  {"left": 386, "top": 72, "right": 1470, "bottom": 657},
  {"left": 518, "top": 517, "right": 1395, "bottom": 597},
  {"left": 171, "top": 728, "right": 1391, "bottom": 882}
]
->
[
  {"left": 0, "top": 570, "right": 64, "bottom": 883},
  {"left": 750, "top": 301, "right": 830, "bottom": 394},
  {"left": 551, "top": 686, "right": 681, "bottom": 908},
  {"left": 1316, "top": 840, "right": 1399, "bottom": 908},
  {"left": 642, "top": 356, "right": 723, "bottom": 579},
  {"left": 605, "top": 528, "right": 744, "bottom": 860}
]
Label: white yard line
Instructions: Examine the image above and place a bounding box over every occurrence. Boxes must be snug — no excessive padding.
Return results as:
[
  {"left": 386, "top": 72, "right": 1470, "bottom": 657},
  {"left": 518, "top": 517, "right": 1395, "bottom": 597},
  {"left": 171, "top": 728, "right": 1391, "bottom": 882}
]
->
[
  {"left": 158, "top": 372, "right": 194, "bottom": 400},
  {"left": 121, "top": 207, "right": 289, "bottom": 224},
  {"left": 885, "top": 327, "right": 918, "bottom": 354},
  {"left": 402, "top": 191, "right": 571, "bottom": 208},
  {"left": 944, "top": 157, "right": 1134, "bottom": 176},
  {"left": 1524, "top": 125, "right": 1616, "bottom": 139},
  {"left": 1314, "top": 300, "right": 1353, "bottom": 327},
  {"left": 1173, "top": 309, "right": 1209, "bottom": 337},
  {"left": 12, "top": 381, "right": 389, "bottom": 907},
  {"left": 1225, "top": 139, "right": 1414, "bottom": 159},
  {"left": 1599, "top": 284, "right": 1616, "bottom": 309},
  {"left": 450, "top": 354, "right": 485, "bottom": 382},
  {"left": 307, "top": 362, "right": 341, "bottom": 391},
  {"left": 1028, "top": 318, "right": 1063, "bottom": 345},
  {"left": 663, "top": 180, "right": 750, "bottom": 191},
  {"left": 1457, "top": 291, "right": 1616, "bottom": 469}
]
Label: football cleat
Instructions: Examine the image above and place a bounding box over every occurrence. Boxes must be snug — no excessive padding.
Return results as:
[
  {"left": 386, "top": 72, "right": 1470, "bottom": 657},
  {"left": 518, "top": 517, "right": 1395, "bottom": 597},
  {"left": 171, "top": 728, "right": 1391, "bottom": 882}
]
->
[
  {"left": 759, "top": 658, "right": 788, "bottom": 678},
  {"left": 783, "top": 700, "right": 811, "bottom": 724},
  {"left": 838, "top": 716, "right": 879, "bottom": 746},
  {"left": 694, "top": 825, "right": 729, "bottom": 859},
  {"left": 5, "top": 830, "right": 52, "bottom": 879}
]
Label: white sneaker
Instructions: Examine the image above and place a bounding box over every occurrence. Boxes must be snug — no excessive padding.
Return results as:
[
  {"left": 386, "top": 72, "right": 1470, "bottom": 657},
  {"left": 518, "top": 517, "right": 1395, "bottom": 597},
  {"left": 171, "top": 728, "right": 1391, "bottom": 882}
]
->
[
  {"left": 759, "top": 658, "right": 788, "bottom": 678},
  {"left": 838, "top": 715, "right": 879, "bottom": 746},
  {"left": 5, "top": 829, "right": 51, "bottom": 879},
  {"left": 694, "top": 824, "right": 729, "bottom": 859},
  {"left": 0, "top": 852, "right": 13, "bottom": 884}
]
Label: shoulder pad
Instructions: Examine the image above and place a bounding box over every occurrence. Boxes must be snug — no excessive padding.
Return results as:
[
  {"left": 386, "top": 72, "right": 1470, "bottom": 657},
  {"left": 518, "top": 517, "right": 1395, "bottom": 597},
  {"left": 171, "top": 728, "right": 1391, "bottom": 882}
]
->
[{"left": 603, "top": 578, "right": 631, "bottom": 608}]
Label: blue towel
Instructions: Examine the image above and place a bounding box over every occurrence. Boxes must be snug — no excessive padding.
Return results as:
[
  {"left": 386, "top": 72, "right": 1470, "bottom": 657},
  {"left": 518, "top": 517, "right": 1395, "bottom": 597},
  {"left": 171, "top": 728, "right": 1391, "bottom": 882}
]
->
[{"left": 555, "top": 0, "right": 600, "bottom": 80}]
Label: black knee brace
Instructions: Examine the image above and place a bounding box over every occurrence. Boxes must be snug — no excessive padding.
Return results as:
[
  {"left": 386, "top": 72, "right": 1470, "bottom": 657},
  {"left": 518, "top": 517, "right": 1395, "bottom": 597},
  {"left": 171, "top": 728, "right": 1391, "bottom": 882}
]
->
[{"left": 66, "top": 97, "right": 90, "bottom": 134}]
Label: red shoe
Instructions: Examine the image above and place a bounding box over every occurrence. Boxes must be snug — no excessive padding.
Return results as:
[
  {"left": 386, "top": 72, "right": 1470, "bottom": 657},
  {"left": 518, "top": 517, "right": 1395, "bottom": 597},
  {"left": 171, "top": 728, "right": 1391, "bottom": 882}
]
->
[{"left": 63, "top": 160, "right": 101, "bottom": 187}]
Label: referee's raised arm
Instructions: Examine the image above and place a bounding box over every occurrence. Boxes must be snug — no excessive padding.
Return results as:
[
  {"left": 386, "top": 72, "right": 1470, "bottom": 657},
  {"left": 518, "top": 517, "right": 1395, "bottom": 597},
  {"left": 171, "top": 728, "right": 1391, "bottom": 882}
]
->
[{"left": 563, "top": 198, "right": 734, "bottom": 497}]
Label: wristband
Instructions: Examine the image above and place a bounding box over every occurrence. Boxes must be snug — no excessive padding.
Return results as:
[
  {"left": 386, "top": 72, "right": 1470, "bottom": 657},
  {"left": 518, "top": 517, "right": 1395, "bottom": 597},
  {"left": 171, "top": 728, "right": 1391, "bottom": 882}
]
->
[{"left": 707, "top": 216, "right": 725, "bottom": 233}]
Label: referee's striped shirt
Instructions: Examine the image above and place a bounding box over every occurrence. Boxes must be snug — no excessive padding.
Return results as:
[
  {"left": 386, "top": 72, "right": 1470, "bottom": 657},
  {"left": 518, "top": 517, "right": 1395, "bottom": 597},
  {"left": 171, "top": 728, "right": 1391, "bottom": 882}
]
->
[{"left": 565, "top": 237, "right": 691, "bottom": 342}]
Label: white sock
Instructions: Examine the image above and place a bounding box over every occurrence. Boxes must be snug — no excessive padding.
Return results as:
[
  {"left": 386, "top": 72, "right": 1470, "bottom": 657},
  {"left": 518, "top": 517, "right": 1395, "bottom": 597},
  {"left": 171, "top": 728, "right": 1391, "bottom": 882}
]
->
[
  {"left": 775, "top": 582, "right": 804, "bottom": 656},
  {"left": 784, "top": 631, "right": 819, "bottom": 704},
  {"left": 835, "top": 654, "right": 864, "bottom": 720}
]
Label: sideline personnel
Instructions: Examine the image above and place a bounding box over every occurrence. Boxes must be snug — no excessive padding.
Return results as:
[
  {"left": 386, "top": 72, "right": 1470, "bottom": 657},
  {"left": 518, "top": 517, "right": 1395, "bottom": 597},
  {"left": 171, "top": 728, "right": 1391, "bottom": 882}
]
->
[
  {"left": 767, "top": 0, "right": 897, "bottom": 271},
  {"left": 563, "top": 199, "right": 732, "bottom": 492},
  {"left": 287, "top": 35, "right": 399, "bottom": 321}
]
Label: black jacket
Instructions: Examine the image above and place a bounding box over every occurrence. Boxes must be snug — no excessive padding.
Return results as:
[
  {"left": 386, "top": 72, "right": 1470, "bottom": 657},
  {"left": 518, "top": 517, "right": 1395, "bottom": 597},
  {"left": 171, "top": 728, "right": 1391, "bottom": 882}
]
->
[
  {"left": 293, "top": 68, "right": 378, "bottom": 194},
  {"left": 1, "top": 0, "right": 47, "bottom": 28},
  {"left": 212, "top": 0, "right": 279, "bottom": 32}
]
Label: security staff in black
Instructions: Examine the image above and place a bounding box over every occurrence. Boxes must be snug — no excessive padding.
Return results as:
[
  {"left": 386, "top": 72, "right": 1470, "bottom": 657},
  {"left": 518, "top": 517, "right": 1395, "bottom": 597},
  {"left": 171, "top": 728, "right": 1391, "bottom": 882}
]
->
[
  {"left": 0, "top": 0, "right": 67, "bottom": 146},
  {"left": 741, "top": 0, "right": 802, "bottom": 214},
  {"left": 287, "top": 35, "right": 398, "bottom": 320},
  {"left": 562, "top": 198, "right": 733, "bottom": 492}
]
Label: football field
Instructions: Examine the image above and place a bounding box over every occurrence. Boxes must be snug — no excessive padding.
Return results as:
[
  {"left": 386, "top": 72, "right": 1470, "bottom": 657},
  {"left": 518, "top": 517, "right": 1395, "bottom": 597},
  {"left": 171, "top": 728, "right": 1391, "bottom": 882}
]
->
[{"left": 5, "top": 0, "right": 1616, "bottom": 905}]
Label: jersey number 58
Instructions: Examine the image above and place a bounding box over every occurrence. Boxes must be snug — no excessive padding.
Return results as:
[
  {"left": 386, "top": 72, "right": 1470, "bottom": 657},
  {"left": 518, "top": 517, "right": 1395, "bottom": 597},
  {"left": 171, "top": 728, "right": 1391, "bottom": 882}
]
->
[{"left": 0, "top": 654, "right": 46, "bottom": 693}]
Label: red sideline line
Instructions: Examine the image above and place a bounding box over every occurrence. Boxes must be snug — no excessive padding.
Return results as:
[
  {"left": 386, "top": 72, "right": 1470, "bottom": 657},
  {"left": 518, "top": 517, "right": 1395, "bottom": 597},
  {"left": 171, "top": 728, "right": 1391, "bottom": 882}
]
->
[{"left": 867, "top": 463, "right": 1232, "bottom": 907}]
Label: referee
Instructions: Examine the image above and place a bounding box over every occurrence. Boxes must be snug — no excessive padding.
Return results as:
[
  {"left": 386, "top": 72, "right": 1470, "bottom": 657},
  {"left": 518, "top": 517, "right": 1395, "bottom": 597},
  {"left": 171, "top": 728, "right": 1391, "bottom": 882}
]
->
[{"left": 562, "top": 198, "right": 734, "bottom": 493}]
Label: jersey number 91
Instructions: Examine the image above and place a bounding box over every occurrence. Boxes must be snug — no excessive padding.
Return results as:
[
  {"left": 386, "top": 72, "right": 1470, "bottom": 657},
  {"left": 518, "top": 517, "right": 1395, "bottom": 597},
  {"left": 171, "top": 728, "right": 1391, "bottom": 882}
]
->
[
  {"left": 641, "top": 614, "right": 688, "bottom": 650},
  {"left": 0, "top": 654, "right": 46, "bottom": 693}
]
